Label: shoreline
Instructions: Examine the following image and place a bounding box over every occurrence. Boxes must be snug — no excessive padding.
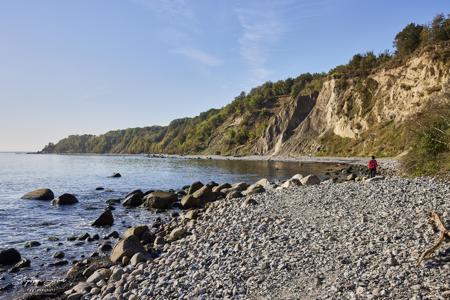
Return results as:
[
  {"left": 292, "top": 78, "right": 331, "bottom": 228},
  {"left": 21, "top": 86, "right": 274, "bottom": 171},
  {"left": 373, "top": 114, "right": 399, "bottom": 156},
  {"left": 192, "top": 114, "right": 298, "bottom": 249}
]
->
[
  {"left": 31, "top": 152, "right": 400, "bottom": 170},
  {"left": 7, "top": 165, "right": 411, "bottom": 299},
  {"left": 10, "top": 172, "right": 450, "bottom": 299}
]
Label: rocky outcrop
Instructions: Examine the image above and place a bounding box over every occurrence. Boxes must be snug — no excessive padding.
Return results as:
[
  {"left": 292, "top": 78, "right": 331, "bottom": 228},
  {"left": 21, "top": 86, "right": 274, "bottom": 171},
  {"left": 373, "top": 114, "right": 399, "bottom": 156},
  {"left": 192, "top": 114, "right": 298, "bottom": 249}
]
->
[{"left": 21, "top": 188, "right": 54, "bottom": 201}]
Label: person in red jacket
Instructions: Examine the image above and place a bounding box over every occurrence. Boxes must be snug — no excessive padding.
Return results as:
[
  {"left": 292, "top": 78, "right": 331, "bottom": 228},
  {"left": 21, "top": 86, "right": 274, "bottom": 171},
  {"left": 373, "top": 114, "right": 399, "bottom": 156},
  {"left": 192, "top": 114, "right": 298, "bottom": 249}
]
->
[{"left": 368, "top": 156, "right": 378, "bottom": 178}]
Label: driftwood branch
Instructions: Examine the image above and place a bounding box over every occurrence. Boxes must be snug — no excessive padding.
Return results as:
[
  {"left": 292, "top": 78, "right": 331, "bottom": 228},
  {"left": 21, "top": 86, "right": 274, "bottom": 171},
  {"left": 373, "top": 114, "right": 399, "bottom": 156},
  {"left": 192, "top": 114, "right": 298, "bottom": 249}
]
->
[{"left": 417, "top": 212, "right": 450, "bottom": 266}]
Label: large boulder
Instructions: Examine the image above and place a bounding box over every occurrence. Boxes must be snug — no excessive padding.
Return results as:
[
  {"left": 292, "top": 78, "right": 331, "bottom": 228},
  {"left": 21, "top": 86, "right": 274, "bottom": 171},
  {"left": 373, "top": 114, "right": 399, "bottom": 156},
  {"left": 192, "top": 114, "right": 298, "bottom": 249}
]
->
[
  {"left": 125, "top": 189, "right": 143, "bottom": 198},
  {"left": 21, "top": 188, "right": 54, "bottom": 201},
  {"left": 281, "top": 178, "right": 302, "bottom": 189},
  {"left": 122, "top": 191, "right": 144, "bottom": 207},
  {"left": 123, "top": 225, "right": 150, "bottom": 240},
  {"left": 110, "top": 173, "right": 121, "bottom": 178},
  {"left": 254, "top": 178, "right": 273, "bottom": 190},
  {"left": 0, "top": 248, "right": 21, "bottom": 266},
  {"left": 244, "top": 184, "right": 265, "bottom": 195},
  {"left": 51, "top": 193, "right": 79, "bottom": 206},
  {"left": 181, "top": 195, "right": 200, "bottom": 209},
  {"left": 187, "top": 181, "right": 204, "bottom": 195},
  {"left": 110, "top": 235, "right": 145, "bottom": 263},
  {"left": 231, "top": 182, "right": 249, "bottom": 191},
  {"left": 91, "top": 210, "right": 114, "bottom": 227},
  {"left": 226, "top": 190, "right": 244, "bottom": 200},
  {"left": 291, "top": 174, "right": 304, "bottom": 181},
  {"left": 300, "top": 175, "right": 321, "bottom": 186},
  {"left": 192, "top": 186, "right": 216, "bottom": 203},
  {"left": 212, "top": 183, "right": 231, "bottom": 193},
  {"left": 144, "top": 191, "right": 178, "bottom": 209}
]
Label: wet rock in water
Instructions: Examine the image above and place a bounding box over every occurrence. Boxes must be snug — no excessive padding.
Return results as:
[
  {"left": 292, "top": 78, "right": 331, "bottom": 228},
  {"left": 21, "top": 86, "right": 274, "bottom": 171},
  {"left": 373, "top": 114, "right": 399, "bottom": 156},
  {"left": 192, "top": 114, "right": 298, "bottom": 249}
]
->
[
  {"left": 106, "top": 198, "right": 121, "bottom": 205},
  {"left": 0, "top": 249, "right": 21, "bottom": 266},
  {"left": 106, "top": 231, "right": 120, "bottom": 239},
  {"left": 92, "top": 210, "right": 114, "bottom": 227},
  {"left": 122, "top": 191, "right": 144, "bottom": 208},
  {"left": 143, "top": 191, "right": 177, "bottom": 209},
  {"left": 14, "top": 258, "right": 30, "bottom": 269},
  {"left": 300, "top": 174, "right": 321, "bottom": 186},
  {"left": 99, "top": 243, "right": 113, "bottom": 252},
  {"left": 110, "top": 235, "right": 145, "bottom": 263},
  {"left": 110, "top": 173, "right": 121, "bottom": 178},
  {"left": 125, "top": 189, "right": 143, "bottom": 198},
  {"left": 48, "top": 236, "right": 59, "bottom": 241},
  {"left": 78, "top": 233, "right": 91, "bottom": 241},
  {"left": 0, "top": 283, "right": 13, "bottom": 292},
  {"left": 188, "top": 181, "right": 204, "bottom": 195},
  {"left": 52, "top": 193, "right": 79, "bottom": 206},
  {"left": 95, "top": 187, "right": 104, "bottom": 191},
  {"left": 49, "top": 260, "right": 68, "bottom": 267},
  {"left": 67, "top": 236, "right": 77, "bottom": 241},
  {"left": 24, "top": 241, "right": 41, "bottom": 248},
  {"left": 92, "top": 234, "right": 100, "bottom": 240},
  {"left": 53, "top": 251, "right": 65, "bottom": 259},
  {"left": 21, "top": 188, "right": 54, "bottom": 201}
]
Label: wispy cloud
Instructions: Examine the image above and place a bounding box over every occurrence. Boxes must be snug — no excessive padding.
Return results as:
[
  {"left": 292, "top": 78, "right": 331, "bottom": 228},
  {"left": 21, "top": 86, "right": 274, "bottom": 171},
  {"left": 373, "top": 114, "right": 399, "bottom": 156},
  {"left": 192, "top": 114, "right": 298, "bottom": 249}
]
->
[
  {"left": 171, "top": 48, "right": 223, "bottom": 67},
  {"left": 235, "top": 6, "right": 283, "bottom": 81},
  {"left": 131, "top": 0, "right": 223, "bottom": 68},
  {"left": 235, "top": 0, "right": 331, "bottom": 81}
]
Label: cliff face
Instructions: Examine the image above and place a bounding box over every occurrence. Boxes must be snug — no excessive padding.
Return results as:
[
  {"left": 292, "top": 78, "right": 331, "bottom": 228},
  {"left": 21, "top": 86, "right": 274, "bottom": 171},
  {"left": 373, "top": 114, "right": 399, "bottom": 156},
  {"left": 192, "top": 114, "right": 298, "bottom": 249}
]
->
[
  {"left": 255, "top": 47, "right": 450, "bottom": 156},
  {"left": 41, "top": 44, "right": 450, "bottom": 157}
]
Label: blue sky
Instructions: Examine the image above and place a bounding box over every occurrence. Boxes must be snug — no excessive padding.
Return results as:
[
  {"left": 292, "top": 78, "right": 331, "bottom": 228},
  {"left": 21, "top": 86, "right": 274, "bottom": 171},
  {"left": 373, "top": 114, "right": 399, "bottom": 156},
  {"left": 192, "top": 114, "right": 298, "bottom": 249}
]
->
[{"left": 0, "top": 0, "right": 448, "bottom": 151}]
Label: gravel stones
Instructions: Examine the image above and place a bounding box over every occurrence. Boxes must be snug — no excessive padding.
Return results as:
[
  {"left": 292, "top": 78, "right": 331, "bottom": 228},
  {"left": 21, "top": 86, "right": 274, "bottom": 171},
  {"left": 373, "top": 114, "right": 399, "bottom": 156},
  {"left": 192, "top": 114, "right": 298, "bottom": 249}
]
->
[{"left": 63, "top": 176, "right": 450, "bottom": 299}]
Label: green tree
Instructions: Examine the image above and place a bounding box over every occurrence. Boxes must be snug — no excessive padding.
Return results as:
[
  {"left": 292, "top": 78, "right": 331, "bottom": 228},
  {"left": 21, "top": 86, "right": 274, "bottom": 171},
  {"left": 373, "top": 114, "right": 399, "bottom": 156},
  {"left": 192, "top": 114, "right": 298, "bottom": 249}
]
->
[{"left": 394, "top": 23, "right": 424, "bottom": 56}]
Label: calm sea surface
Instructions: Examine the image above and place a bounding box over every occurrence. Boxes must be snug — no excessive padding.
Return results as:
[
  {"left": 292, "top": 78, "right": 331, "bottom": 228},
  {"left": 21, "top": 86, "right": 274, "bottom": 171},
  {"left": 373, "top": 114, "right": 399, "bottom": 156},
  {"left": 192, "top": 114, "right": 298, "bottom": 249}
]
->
[{"left": 0, "top": 152, "right": 341, "bottom": 296}]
